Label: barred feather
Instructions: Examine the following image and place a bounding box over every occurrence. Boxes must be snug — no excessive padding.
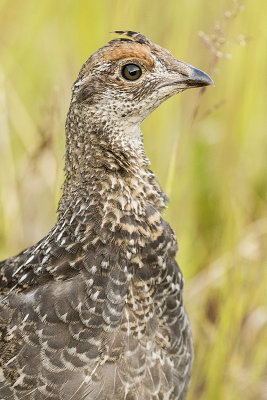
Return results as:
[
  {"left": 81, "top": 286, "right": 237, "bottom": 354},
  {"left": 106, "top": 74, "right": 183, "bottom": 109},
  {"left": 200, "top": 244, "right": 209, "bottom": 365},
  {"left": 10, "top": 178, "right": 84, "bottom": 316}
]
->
[{"left": 0, "top": 31, "right": 213, "bottom": 400}]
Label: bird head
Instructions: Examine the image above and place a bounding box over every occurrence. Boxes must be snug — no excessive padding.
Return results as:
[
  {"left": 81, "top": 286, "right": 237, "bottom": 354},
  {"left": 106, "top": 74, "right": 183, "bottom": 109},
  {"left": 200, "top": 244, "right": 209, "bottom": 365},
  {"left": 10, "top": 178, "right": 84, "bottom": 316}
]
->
[{"left": 71, "top": 31, "right": 213, "bottom": 129}]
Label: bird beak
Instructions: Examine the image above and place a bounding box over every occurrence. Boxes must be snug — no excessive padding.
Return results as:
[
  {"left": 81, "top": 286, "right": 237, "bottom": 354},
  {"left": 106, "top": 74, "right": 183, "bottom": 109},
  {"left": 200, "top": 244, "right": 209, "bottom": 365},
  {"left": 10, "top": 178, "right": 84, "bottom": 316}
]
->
[
  {"left": 159, "top": 62, "right": 214, "bottom": 89},
  {"left": 182, "top": 65, "right": 214, "bottom": 88}
]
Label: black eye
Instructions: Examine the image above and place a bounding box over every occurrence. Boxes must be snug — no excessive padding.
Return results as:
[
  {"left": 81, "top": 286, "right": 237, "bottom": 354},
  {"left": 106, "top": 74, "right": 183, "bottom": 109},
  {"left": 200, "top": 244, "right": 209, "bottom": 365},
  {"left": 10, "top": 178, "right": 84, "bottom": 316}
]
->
[{"left": 122, "top": 64, "right": 142, "bottom": 81}]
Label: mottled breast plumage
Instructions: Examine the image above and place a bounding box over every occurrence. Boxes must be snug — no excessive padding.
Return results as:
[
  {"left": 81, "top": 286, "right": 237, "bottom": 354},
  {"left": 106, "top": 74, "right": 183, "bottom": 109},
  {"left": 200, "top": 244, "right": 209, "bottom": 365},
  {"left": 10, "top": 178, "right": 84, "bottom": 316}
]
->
[{"left": 0, "top": 30, "right": 213, "bottom": 400}]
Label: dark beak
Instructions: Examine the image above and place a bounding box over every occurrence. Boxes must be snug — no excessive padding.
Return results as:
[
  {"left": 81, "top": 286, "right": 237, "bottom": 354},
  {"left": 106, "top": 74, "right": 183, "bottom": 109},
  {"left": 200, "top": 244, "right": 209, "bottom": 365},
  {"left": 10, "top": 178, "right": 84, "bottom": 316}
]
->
[
  {"left": 184, "top": 66, "right": 214, "bottom": 87},
  {"left": 159, "top": 63, "right": 214, "bottom": 89}
]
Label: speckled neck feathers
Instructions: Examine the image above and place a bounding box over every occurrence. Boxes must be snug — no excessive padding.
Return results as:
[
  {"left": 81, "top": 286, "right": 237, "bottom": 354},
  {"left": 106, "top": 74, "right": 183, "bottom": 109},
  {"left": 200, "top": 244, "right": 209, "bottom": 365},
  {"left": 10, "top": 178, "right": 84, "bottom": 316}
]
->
[
  {"left": 59, "top": 99, "right": 168, "bottom": 233},
  {"left": 0, "top": 31, "right": 208, "bottom": 400}
]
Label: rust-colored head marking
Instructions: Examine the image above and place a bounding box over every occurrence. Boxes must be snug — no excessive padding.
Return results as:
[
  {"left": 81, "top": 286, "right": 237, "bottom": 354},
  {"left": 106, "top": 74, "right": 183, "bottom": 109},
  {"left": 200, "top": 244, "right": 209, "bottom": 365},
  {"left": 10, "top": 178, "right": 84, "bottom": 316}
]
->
[
  {"left": 102, "top": 40, "right": 154, "bottom": 72},
  {"left": 78, "top": 31, "right": 157, "bottom": 79},
  {"left": 72, "top": 31, "right": 213, "bottom": 124}
]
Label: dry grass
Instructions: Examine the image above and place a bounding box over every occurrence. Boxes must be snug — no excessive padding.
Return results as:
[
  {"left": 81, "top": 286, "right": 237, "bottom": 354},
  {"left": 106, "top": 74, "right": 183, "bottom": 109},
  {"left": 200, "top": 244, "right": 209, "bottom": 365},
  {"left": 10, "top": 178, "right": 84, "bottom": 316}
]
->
[{"left": 0, "top": 0, "right": 266, "bottom": 398}]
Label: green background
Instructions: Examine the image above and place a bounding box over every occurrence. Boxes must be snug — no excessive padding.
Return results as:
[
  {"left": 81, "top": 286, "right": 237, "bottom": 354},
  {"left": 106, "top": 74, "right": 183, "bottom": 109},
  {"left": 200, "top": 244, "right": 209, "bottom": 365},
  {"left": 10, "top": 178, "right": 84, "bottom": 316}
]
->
[{"left": 0, "top": 1, "right": 266, "bottom": 399}]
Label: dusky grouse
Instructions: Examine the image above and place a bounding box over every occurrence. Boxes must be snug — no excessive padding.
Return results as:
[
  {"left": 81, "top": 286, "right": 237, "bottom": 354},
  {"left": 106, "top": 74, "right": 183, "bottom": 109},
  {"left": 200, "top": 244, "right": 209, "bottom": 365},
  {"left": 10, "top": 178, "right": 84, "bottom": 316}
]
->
[{"left": 0, "top": 31, "right": 213, "bottom": 400}]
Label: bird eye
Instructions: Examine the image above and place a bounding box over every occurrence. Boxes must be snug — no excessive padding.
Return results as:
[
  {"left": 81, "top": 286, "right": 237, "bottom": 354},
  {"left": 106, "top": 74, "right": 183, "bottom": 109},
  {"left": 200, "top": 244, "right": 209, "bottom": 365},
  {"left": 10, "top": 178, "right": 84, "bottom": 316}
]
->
[{"left": 122, "top": 64, "right": 142, "bottom": 81}]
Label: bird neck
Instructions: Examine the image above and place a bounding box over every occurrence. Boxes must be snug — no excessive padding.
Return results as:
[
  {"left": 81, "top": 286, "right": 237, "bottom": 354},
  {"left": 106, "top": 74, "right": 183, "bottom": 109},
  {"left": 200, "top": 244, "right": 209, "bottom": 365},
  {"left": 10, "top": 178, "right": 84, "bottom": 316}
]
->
[{"left": 58, "top": 105, "right": 167, "bottom": 219}]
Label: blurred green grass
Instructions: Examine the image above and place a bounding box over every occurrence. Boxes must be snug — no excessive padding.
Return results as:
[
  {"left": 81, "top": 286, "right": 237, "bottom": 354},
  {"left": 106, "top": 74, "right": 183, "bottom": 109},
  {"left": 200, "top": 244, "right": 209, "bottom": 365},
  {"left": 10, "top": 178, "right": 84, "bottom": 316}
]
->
[{"left": 0, "top": 0, "right": 266, "bottom": 399}]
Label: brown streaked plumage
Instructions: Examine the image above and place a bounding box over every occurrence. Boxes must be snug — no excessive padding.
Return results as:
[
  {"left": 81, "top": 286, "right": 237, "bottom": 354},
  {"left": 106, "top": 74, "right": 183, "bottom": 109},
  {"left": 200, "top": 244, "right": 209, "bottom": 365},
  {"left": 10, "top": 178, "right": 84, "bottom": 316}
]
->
[{"left": 0, "top": 31, "right": 213, "bottom": 400}]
